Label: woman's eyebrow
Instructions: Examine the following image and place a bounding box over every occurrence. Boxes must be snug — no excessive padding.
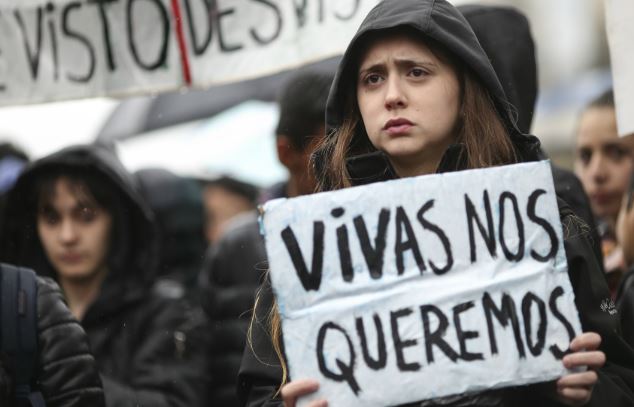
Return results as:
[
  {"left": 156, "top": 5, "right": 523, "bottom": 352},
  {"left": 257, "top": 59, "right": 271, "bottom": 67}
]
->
[
  {"left": 393, "top": 58, "right": 437, "bottom": 69},
  {"left": 359, "top": 58, "right": 437, "bottom": 75},
  {"left": 603, "top": 141, "right": 629, "bottom": 149},
  {"left": 358, "top": 62, "right": 385, "bottom": 77},
  {"left": 72, "top": 200, "right": 98, "bottom": 211},
  {"left": 38, "top": 203, "right": 56, "bottom": 213}
]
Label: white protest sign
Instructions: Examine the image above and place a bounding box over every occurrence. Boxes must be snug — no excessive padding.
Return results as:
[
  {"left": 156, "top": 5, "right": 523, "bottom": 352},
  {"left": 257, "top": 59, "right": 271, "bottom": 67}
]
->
[
  {"left": 0, "top": 0, "right": 380, "bottom": 106},
  {"left": 606, "top": 0, "right": 634, "bottom": 137},
  {"left": 262, "top": 161, "right": 582, "bottom": 407},
  {"left": 185, "top": 0, "right": 379, "bottom": 86}
]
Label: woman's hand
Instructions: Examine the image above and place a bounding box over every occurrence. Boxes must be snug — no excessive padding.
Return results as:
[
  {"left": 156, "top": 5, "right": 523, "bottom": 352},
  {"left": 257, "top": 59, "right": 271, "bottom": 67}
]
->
[
  {"left": 281, "top": 379, "right": 327, "bottom": 407},
  {"left": 555, "top": 332, "right": 606, "bottom": 406}
]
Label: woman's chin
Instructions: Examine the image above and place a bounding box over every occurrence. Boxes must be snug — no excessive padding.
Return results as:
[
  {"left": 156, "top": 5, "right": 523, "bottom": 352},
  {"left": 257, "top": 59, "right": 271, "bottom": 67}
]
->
[
  {"left": 384, "top": 147, "right": 423, "bottom": 162},
  {"left": 56, "top": 265, "right": 104, "bottom": 283},
  {"left": 387, "top": 147, "right": 430, "bottom": 164}
]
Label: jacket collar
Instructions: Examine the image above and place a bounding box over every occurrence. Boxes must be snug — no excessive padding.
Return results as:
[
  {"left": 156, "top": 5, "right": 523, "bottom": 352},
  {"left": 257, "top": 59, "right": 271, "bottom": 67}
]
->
[
  {"left": 345, "top": 130, "right": 542, "bottom": 187},
  {"left": 345, "top": 144, "right": 469, "bottom": 186}
]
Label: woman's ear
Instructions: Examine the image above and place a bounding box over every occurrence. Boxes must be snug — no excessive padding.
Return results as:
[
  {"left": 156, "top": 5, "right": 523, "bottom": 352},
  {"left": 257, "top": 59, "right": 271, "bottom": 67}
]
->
[{"left": 276, "top": 135, "right": 294, "bottom": 169}]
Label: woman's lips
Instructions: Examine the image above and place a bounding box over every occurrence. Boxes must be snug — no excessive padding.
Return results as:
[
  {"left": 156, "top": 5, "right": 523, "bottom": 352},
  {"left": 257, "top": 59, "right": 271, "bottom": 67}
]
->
[
  {"left": 59, "top": 253, "right": 83, "bottom": 264},
  {"left": 384, "top": 118, "right": 413, "bottom": 136},
  {"left": 591, "top": 192, "right": 619, "bottom": 206},
  {"left": 385, "top": 124, "right": 413, "bottom": 136}
]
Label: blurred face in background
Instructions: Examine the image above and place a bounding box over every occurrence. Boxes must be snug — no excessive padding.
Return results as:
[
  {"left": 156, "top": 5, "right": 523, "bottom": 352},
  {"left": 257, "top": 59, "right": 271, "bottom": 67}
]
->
[
  {"left": 276, "top": 126, "right": 324, "bottom": 197},
  {"left": 203, "top": 184, "right": 255, "bottom": 244},
  {"left": 37, "top": 177, "right": 112, "bottom": 282},
  {"left": 575, "top": 107, "right": 633, "bottom": 225}
]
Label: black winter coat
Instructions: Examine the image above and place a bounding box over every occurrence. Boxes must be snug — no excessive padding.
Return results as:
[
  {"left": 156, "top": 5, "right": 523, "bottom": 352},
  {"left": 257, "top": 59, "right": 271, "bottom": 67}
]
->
[
  {"left": 202, "top": 212, "right": 268, "bottom": 406},
  {"left": 37, "top": 276, "right": 105, "bottom": 406},
  {"left": 617, "top": 269, "right": 634, "bottom": 349},
  {"left": 200, "top": 183, "right": 289, "bottom": 406},
  {"left": 0, "top": 145, "right": 206, "bottom": 407},
  {"left": 238, "top": 0, "right": 634, "bottom": 405},
  {"left": 457, "top": 4, "right": 603, "bottom": 266},
  {"left": 82, "top": 277, "right": 205, "bottom": 407},
  {"left": 0, "top": 276, "right": 105, "bottom": 407}
]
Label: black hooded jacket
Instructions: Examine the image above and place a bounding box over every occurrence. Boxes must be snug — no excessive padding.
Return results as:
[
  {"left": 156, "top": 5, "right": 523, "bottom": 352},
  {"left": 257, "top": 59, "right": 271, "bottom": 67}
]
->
[
  {"left": 238, "top": 1, "right": 634, "bottom": 406},
  {"left": 0, "top": 145, "right": 205, "bottom": 407},
  {"left": 617, "top": 268, "right": 634, "bottom": 348},
  {"left": 457, "top": 4, "right": 602, "bottom": 266},
  {"left": 35, "top": 276, "right": 106, "bottom": 406},
  {"left": 0, "top": 275, "right": 105, "bottom": 407},
  {"left": 201, "top": 212, "right": 268, "bottom": 407}
]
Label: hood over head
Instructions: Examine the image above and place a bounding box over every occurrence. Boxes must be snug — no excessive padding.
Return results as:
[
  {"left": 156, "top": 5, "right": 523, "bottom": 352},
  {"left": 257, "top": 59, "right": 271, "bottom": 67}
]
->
[
  {"left": 321, "top": 0, "right": 540, "bottom": 179},
  {"left": 458, "top": 4, "right": 538, "bottom": 134},
  {"left": 0, "top": 144, "right": 157, "bottom": 302}
]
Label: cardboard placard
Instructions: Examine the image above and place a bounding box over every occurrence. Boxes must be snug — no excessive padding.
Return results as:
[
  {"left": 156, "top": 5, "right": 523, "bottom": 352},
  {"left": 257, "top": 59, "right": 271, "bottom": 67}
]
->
[{"left": 262, "top": 161, "right": 581, "bottom": 406}]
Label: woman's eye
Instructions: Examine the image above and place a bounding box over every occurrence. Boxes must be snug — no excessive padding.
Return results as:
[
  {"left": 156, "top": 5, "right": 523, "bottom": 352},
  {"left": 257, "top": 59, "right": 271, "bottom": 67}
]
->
[
  {"left": 410, "top": 68, "right": 426, "bottom": 77},
  {"left": 605, "top": 145, "right": 629, "bottom": 162},
  {"left": 577, "top": 148, "right": 592, "bottom": 166},
  {"left": 78, "top": 207, "right": 97, "bottom": 222},
  {"left": 39, "top": 211, "right": 59, "bottom": 225},
  {"left": 46, "top": 214, "right": 59, "bottom": 225},
  {"left": 364, "top": 73, "right": 383, "bottom": 85}
]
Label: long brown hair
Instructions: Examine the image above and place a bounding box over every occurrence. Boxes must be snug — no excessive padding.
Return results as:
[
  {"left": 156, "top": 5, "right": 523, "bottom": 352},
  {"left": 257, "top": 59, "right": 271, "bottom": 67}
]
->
[{"left": 252, "top": 30, "right": 519, "bottom": 391}]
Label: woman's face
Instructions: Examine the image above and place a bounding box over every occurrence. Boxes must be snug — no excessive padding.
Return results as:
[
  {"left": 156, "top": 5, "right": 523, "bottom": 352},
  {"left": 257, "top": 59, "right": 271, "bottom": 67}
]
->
[
  {"left": 356, "top": 33, "right": 461, "bottom": 177},
  {"left": 574, "top": 107, "right": 633, "bottom": 223},
  {"left": 37, "top": 177, "right": 112, "bottom": 282}
]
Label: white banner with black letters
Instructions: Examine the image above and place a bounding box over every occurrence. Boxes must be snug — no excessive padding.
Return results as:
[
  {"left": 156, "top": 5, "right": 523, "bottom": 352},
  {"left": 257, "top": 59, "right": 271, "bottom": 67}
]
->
[
  {"left": 262, "top": 161, "right": 582, "bottom": 407},
  {"left": 0, "top": 0, "right": 380, "bottom": 106}
]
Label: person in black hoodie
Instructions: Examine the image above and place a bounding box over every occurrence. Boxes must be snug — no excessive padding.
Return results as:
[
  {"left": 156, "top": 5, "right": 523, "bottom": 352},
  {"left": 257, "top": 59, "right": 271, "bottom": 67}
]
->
[
  {"left": 134, "top": 168, "right": 207, "bottom": 298},
  {"left": 0, "top": 144, "right": 205, "bottom": 407},
  {"left": 239, "top": 1, "right": 634, "bottom": 406},
  {"left": 201, "top": 70, "right": 335, "bottom": 407},
  {"left": 616, "top": 170, "right": 634, "bottom": 347}
]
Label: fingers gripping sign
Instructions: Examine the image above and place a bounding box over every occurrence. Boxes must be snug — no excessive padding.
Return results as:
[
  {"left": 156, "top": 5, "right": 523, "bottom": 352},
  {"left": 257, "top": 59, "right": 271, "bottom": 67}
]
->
[
  {"left": 281, "top": 379, "right": 328, "bottom": 407},
  {"left": 556, "top": 332, "right": 605, "bottom": 406}
]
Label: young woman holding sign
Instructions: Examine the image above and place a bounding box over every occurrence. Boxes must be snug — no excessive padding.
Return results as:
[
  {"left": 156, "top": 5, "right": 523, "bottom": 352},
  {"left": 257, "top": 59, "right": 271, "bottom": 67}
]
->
[{"left": 239, "top": 0, "right": 634, "bottom": 406}]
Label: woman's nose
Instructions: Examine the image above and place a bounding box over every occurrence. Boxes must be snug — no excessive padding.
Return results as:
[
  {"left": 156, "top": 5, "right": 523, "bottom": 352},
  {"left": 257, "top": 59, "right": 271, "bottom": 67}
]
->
[
  {"left": 59, "top": 219, "right": 78, "bottom": 244},
  {"left": 384, "top": 77, "right": 407, "bottom": 110},
  {"left": 589, "top": 154, "right": 609, "bottom": 184}
]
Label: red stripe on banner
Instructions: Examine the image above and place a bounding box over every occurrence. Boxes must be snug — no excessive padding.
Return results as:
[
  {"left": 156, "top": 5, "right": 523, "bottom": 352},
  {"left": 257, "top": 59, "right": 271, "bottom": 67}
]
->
[{"left": 170, "top": 0, "right": 192, "bottom": 86}]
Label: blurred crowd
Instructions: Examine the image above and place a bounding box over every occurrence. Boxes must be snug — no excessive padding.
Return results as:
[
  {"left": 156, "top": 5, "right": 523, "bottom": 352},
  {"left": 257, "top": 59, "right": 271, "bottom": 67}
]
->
[
  {"left": 1, "top": 2, "right": 634, "bottom": 407},
  {"left": 0, "top": 68, "right": 333, "bottom": 407}
]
